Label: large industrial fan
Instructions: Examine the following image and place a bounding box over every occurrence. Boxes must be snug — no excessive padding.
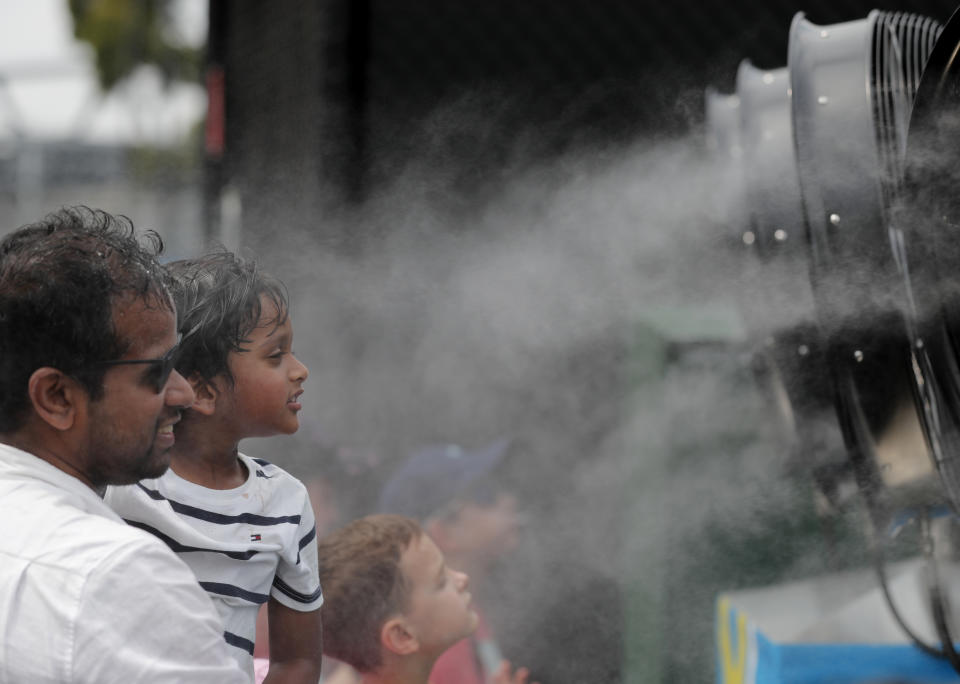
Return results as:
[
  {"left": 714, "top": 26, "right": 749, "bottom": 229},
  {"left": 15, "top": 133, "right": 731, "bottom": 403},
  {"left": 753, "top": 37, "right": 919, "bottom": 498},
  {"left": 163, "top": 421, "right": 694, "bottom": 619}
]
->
[
  {"left": 733, "top": 58, "right": 853, "bottom": 505},
  {"left": 787, "top": 11, "right": 956, "bottom": 665},
  {"left": 899, "top": 7, "right": 960, "bottom": 520},
  {"left": 789, "top": 11, "right": 945, "bottom": 521},
  {"left": 709, "top": 6, "right": 960, "bottom": 672},
  {"left": 712, "top": 10, "right": 944, "bottom": 517},
  {"left": 704, "top": 55, "right": 861, "bottom": 511}
]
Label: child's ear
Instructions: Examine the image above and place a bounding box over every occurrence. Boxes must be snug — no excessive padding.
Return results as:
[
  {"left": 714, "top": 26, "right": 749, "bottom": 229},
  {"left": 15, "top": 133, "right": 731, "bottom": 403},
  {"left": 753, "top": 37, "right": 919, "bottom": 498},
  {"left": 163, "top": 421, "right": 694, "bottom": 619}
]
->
[
  {"left": 188, "top": 374, "right": 220, "bottom": 415},
  {"left": 381, "top": 617, "right": 419, "bottom": 656},
  {"left": 27, "top": 367, "right": 80, "bottom": 431}
]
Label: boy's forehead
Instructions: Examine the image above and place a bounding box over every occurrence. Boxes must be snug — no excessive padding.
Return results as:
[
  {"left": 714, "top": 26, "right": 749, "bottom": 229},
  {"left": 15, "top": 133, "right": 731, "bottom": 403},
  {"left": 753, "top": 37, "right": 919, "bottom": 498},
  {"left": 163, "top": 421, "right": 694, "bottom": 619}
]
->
[
  {"left": 251, "top": 313, "right": 292, "bottom": 346},
  {"left": 253, "top": 297, "right": 289, "bottom": 331},
  {"left": 257, "top": 293, "right": 283, "bottom": 315},
  {"left": 401, "top": 534, "right": 444, "bottom": 581}
]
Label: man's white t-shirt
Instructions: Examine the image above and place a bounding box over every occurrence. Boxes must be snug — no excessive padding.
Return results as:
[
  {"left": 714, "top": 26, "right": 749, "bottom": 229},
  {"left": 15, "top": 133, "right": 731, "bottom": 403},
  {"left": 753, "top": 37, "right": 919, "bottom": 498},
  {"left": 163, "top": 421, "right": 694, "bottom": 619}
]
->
[{"left": 0, "top": 442, "right": 247, "bottom": 684}]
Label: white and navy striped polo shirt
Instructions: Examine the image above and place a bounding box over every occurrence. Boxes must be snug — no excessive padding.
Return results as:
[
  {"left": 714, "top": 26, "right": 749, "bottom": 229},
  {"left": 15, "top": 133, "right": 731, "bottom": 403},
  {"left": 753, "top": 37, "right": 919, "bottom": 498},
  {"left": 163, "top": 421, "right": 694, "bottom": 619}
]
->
[{"left": 105, "top": 453, "right": 323, "bottom": 679}]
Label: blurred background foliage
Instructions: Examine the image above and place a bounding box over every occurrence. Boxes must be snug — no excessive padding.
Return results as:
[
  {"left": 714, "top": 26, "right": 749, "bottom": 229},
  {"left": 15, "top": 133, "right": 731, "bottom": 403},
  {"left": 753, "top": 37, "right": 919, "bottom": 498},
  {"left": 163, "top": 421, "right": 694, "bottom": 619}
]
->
[{"left": 68, "top": 0, "right": 200, "bottom": 90}]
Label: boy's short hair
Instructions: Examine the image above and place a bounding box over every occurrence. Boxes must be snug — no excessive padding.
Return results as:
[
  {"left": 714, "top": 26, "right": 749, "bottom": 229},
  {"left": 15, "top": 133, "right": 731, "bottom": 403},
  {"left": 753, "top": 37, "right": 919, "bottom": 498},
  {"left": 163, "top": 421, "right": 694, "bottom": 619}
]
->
[
  {"left": 166, "top": 250, "right": 288, "bottom": 385},
  {"left": 318, "top": 514, "right": 423, "bottom": 672}
]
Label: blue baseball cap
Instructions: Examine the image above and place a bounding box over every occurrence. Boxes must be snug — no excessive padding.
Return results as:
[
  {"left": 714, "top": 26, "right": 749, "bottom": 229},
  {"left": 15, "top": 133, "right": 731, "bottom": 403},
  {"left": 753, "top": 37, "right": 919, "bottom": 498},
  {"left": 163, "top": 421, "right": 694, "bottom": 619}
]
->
[{"left": 377, "top": 438, "right": 512, "bottom": 520}]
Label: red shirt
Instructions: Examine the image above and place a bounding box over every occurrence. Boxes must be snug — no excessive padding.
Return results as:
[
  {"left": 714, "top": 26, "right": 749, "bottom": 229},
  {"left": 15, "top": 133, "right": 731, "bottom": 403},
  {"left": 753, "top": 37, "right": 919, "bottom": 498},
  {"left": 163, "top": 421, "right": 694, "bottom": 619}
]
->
[{"left": 430, "top": 612, "right": 496, "bottom": 684}]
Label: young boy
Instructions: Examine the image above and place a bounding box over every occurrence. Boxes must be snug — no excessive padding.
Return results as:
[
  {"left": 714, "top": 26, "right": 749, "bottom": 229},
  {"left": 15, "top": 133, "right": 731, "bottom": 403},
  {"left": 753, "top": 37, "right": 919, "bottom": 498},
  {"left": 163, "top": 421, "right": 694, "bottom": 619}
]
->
[
  {"left": 377, "top": 440, "right": 524, "bottom": 684},
  {"left": 318, "top": 514, "right": 533, "bottom": 684},
  {"left": 105, "top": 251, "right": 323, "bottom": 684}
]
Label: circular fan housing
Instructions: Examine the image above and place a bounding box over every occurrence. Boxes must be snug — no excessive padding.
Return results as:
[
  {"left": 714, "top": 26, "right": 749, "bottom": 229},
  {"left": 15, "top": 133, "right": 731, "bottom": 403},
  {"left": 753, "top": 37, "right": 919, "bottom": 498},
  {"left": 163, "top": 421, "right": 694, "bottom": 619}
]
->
[
  {"left": 735, "top": 60, "right": 849, "bottom": 497},
  {"left": 898, "top": 6, "right": 960, "bottom": 514},
  {"left": 790, "top": 11, "right": 944, "bottom": 515}
]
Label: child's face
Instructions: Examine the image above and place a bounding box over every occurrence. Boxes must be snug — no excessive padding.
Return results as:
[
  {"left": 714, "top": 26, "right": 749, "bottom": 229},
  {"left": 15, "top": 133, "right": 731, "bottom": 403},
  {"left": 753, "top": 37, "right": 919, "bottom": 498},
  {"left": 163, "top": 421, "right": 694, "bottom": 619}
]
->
[
  {"left": 221, "top": 297, "right": 309, "bottom": 437},
  {"left": 399, "top": 533, "right": 478, "bottom": 655}
]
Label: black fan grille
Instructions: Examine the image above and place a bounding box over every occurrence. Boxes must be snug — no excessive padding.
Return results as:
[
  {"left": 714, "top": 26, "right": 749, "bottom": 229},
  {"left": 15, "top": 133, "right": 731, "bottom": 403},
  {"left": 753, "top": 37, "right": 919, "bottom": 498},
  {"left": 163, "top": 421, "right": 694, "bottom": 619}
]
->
[{"left": 872, "top": 12, "right": 943, "bottom": 211}]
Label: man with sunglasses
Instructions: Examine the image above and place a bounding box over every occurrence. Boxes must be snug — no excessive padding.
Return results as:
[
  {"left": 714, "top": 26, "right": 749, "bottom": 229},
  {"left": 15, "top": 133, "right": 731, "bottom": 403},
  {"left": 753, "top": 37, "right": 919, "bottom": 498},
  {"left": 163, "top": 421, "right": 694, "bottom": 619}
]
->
[{"left": 0, "top": 207, "right": 246, "bottom": 683}]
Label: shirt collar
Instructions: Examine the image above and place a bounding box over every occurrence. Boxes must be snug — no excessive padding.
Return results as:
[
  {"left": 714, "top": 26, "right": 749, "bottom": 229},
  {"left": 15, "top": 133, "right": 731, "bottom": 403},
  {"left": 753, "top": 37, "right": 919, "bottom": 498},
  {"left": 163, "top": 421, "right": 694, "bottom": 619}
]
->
[{"left": 0, "top": 441, "right": 121, "bottom": 519}]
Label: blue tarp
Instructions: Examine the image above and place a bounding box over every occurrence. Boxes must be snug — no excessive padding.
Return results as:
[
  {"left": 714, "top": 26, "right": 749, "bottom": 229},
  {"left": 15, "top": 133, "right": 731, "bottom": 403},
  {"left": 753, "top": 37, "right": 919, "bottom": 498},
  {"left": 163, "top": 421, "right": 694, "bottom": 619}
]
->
[{"left": 716, "top": 594, "right": 960, "bottom": 683}]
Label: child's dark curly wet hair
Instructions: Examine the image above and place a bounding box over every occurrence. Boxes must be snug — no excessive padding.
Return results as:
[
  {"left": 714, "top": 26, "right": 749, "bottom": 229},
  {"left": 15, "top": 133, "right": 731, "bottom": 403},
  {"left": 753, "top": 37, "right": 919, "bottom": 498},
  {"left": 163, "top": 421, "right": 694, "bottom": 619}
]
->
[{"left": 166, "top": 250, "right": 289, "bottom": 386}]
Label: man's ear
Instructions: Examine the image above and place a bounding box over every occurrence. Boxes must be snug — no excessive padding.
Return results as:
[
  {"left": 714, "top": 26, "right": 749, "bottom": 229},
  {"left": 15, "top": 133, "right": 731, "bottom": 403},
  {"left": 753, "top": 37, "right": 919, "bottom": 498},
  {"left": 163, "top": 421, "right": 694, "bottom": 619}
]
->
[
  {"left": 28, "top": 367, "right": 81, "bottom": 431},
  {"left": 381, "top": 616, "right": 419, "bottom": 656},
  {"left": 188, "top": 373, "right": 220, "bottom": 415}
]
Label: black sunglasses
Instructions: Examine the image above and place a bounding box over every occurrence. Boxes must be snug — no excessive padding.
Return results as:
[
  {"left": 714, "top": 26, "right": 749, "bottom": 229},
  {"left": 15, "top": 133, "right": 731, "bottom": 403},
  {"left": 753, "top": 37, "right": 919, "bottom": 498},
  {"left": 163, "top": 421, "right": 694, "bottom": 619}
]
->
[{"left": 91, "top": 336, "right": 182, "bottom": 393}]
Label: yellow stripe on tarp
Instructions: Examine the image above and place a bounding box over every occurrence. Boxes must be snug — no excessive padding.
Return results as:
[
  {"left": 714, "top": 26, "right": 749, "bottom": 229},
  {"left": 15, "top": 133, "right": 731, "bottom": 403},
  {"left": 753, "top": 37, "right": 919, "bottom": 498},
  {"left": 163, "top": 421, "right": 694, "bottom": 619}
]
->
[{"left": 717, "top": 596, "right": 748, "bottom": 684}]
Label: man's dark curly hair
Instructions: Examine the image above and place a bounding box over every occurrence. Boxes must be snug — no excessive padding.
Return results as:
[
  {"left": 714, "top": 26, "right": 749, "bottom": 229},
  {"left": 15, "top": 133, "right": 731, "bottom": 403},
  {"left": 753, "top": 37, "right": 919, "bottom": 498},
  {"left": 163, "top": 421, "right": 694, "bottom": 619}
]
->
[
  {"left": 0, "top": 206, "right": 170, "bottom": 432},
  {"left": 166, "top": 250, "right": 288, "bottom": 387}
]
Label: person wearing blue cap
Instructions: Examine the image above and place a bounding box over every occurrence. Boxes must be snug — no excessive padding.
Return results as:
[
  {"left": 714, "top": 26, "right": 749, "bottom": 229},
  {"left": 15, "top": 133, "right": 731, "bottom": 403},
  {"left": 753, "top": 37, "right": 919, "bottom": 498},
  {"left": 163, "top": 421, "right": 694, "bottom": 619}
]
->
[{"left": 378, "top": 439, "right": 528, "bottom": 684}]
